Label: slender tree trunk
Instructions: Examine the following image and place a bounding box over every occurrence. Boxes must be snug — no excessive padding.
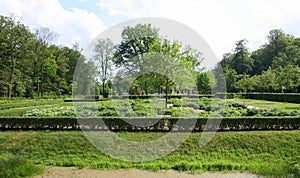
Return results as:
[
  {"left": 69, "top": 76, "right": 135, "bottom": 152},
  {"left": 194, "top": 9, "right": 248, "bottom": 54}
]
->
[
  {"left": 165, "top": 78, "right": 169, "bottom": 108},
  {"left": 145, "top": 81, "right": 148, "bottom": 95},
  {"left": 102, "top": 79, "right": 106, "bottom": 98},
  {"left": 8, "top": 44, "right": 15, "bottom": 99},
  {"left": 41, "top": 64, "right": 44, "bottom": 98}
]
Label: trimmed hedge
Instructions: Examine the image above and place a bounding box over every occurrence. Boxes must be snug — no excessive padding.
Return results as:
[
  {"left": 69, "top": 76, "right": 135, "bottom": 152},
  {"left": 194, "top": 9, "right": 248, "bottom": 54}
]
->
[
  {"left": 241, "top": 93, "right": 300, "bottom": 103},
  {"left": 0, "top": 99, "right": 63, "bottom": 110},
  {"left": 0, "top": 117, "right": 300, "bottom": 131}
]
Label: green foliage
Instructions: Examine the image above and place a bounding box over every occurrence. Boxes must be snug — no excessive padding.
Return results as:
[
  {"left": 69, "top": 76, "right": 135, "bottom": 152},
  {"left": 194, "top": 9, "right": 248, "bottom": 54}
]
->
[
  {"left": 94, "top": 38, "right": 114, "bottom": 98},
  {"left": 0, "top": 15, "right": 94, "bottom": 98},
  {"left": 197, "top": 72, "right": 216, "bottom": 94},
  {"left": 0, "top": 131, "right": 299, "bottom": 176},
  {"left": 231, "top": 40, "right": 254, "bottom": 75},
  {"left": 224, "top": 68, "right": 238, "bottom": 92},
  {"left": 0, "top": 99, "right": 63, "bottom": 110},
  {"left": 219, "top": 29, "right": 300, "bottom": 93},
  {"left": 236, "top": 74, "right": 254, "bottom": 92},
  {"left": 25, "top": 106, "right": 76, "bottom": 117},
  {"left": 0, "top": 156, "right": 44, "bottom": 178}
]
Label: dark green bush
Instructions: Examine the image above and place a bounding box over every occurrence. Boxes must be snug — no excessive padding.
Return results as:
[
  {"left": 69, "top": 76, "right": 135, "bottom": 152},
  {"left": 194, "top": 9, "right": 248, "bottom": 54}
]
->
[{"left": 0, "top": 117, "right": 300, "bottom": 131}]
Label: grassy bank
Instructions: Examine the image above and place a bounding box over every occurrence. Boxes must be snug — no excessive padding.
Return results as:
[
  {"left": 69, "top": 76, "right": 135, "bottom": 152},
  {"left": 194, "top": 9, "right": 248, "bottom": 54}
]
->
[{"left": 0, "top": 130, "right": 299, "bottom": 177}]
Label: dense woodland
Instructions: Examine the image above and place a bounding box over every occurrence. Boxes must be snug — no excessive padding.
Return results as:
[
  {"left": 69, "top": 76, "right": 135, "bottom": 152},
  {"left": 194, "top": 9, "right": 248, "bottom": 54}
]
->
[
  {"left": 219, "top": 30, "right": 300, "bottom": 93},
  {"left": 0, "top": 15, "right": 95, "bottom": 98},
  {"left": 1, "top": 14, "right": 300, "bottom": 99}
]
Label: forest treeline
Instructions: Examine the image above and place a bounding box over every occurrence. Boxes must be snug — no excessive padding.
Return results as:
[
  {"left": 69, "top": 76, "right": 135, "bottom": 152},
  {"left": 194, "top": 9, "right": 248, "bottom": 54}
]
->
[
  {"left": 219, "top": 29, "right": 300, "bottom": 93},
  {"left": 0, "top": 15, "right": 95, "bottom": 98},
  {"left": 1, "top": 14, "right": 300, "bottom": 99}
]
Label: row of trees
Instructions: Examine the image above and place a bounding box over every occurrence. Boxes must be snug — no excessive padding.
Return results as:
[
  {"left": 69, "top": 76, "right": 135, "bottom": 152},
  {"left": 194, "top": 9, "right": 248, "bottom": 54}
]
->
[
  {"left": 92, "top": 24, "right": 213, "bottom": 101},
  {"left": 0, "top": 15, "right": 94, "bottom": 98},
  {"left": 5, "top": 14, "right": 298, "bottom": 99},
  {"left": 0, "top": 15, "right": 213, "bottom": 99},
  {"left": 220, "top": 29, "right": 300, "bottom": 93}
]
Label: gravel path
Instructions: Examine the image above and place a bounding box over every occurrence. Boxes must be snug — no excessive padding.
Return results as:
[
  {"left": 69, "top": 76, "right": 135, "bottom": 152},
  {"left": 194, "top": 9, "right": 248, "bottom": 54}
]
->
[{"left": 34, "top": 166, "right": 260, "bottom": 178}]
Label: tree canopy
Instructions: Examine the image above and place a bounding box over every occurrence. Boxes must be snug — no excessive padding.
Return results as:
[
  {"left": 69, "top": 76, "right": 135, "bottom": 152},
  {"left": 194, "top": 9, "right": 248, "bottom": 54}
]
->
[
  {"left": 1, "top": 14, "right": 300, "bottom": 98},
  {"left": 219, "top": 29, "right": 300, "bottom": 93}
]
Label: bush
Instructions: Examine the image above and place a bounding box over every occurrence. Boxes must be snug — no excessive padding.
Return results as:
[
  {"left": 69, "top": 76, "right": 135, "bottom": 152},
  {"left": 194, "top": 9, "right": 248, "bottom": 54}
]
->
[
  {"left": 0, "top": 117, "right": 300, "bottom": 131},
  {"left": 171, "top": 107, "right": 197, "bottom": 117}
]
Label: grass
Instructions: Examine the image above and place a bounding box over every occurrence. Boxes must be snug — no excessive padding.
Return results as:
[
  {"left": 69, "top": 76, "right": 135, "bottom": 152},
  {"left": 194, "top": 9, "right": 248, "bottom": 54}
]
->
[
  {"left": 0, "top": 156, "right": 44, "bottom": 178},
  {"left": 233, "top": 99, "right": 300, "bottom": 112},
  {"left": 0, "top": 101, "right": 73, "bottom": 117},
  {"left": 0, "top": 130, "right": 299, "bottom": 177}
]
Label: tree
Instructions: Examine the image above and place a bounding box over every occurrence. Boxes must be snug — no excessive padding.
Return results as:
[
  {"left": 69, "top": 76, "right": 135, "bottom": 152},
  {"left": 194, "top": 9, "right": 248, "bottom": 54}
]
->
[
  {"left": 34, "top": 27, "right": 59, "bottom": 97},
  {"left": 197, "top": 72, "right": 216, "bottom": 94},
  {"left": 114, "top": 23, "right": 159, "bottom": 66},
  {"left": 276, "top": 64, "right": 300, "bottom": 92},
  {"left": 257, "top": 67, "right": 278, "bottom": 92},
  {"left": 94, "top": 38, "right": 114, "bottom": 98},
  {"left": 236, "top": 74, "right": 254, "bottom": 93},
  {"left": 252, "top": 29, "right": 291, "bottom": 74},
  {"left": 231, "top": 39, "right": 253, "bottom": 75},
  {"left": 224, "top": 68, "right": 238, "bottom": 92},
  {"left": 0, "top": 15, "right": 33, "bottom": 98},
  {"left": 272, "top": 45, "right": 300, "bottom": 68},
  {"left": 220, "top": 53, "right": 234, "bottom": 70}
]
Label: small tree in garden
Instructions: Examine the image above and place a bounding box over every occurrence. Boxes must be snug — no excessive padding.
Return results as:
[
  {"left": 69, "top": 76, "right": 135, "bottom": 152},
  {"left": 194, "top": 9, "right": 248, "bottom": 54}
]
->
[{"left": 236, "top": 74, "right": 254, "bottom": 93}]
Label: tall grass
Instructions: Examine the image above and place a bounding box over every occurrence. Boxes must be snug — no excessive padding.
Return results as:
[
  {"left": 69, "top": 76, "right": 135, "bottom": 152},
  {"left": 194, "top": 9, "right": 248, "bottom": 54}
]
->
[
  {"left": 0, "top": 156, "right": 44, "bottom": 178},
  {"left": 0, "top": 131, "right": 299, "bottom": 176}
]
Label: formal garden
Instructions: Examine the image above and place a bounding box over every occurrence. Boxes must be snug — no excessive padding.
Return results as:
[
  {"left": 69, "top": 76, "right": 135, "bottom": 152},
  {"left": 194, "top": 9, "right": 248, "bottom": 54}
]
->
[{"left": 1, "top": 15, "right": 300, "bottom": 177}]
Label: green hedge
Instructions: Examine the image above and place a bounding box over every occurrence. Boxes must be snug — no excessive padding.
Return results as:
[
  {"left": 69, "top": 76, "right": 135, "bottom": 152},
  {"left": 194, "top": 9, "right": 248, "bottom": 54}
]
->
[
  {"left": 0, "top": 117, "right": 299, "bottom": 131},
  {"left": 241, "top": 93, "right": 300, "bottom": 103},
  {"left": 0, "top": 99, "right": 63, "bottom": 110}
]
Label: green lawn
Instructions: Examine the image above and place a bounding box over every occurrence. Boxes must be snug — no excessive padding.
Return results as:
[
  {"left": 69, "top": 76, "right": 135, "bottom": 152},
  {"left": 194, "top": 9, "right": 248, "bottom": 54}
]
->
[
  {"left": 232, "top": 99, "right": 300, "bottom": 112},
  {"left": 0, "top": 130, "right": 299, "bottom": 177}
]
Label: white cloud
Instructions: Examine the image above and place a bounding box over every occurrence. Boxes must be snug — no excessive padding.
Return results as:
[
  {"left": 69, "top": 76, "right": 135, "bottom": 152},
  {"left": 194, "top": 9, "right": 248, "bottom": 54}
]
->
[
  {"left": 0, "top": 0, "right": 106, "bottom": 48},
  {"left": 97, "top": 0, "right": 300, "bottom": 60}
]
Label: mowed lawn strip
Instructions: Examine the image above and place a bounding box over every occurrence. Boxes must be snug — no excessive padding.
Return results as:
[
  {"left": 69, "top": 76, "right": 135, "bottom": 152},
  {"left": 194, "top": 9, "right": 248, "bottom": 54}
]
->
[
  {"left": 232, "top": 99, "right": 300, "bottom": 112},
  {"left": 0, "top": 130, "right": 299, "bottom": 177}
]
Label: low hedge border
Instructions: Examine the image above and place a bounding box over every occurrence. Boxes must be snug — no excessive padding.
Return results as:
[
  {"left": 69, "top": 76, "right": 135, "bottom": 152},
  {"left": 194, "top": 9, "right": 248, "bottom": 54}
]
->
[
  {"left": 0, "top": 117, "right": 300, "bottom": 131},
  {"left": 241, "top": 93, "right": 300, "bottom": 103}
]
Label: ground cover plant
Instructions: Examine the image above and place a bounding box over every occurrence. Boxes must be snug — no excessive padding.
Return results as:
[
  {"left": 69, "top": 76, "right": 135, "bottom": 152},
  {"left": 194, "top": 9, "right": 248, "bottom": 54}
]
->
[
  {"left": 0, "top": 131, "right": 299, "bottom": 177},
  {"left": 8, "top": 97, "right": 299, "bottom": 118}
]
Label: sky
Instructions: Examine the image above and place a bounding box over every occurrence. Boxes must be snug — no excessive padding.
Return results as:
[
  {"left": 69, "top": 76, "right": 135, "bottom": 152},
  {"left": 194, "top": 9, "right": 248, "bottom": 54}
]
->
[{"left": 1, "top": 0, "right": 300, "bottom": 61}]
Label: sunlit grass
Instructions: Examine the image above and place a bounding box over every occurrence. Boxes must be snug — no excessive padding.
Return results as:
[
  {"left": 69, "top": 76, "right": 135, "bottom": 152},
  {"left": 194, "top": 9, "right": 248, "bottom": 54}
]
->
[
  {"left": 231, "top": 99, "right": 300, "bottom": 112},
  {"left": 0, "top": 130, "right": 299, "bottom": 176}
]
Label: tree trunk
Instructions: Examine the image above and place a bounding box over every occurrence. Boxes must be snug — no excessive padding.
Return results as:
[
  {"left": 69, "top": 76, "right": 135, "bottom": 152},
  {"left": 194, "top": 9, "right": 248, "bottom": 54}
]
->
[
  {"left": 41, "top": 64, "right": 44, "bottom": 98},
  {"left": 8, "top": 45, "right": 15, "bottom": 99},
  {"left": 102, "top": 79, "right": 107, "bottom": 98},
  {"left": 165, "top": 78, "right": 169, "bottom": 108}
]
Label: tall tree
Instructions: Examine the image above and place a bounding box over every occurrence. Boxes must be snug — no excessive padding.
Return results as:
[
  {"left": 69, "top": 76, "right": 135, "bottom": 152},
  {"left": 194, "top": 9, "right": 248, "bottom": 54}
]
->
[
  {"left": 34, "top": 27, "right": 59, "bottom": 97},
  {"left": 231, "top": 39, "right": 253, "bottom": 75},
  {"left": 94, "top": 38, "right": 114, "bottom": 98},
  {"left": 0, "top": 15, "right": 33, "bottom": 98},
  {"left": 114, "top": 23, "right": 159, "bottom": 66},
  {"left": 252, "top": 29, "right": 291, "bottom": 74},
  {"left": 224, "top": 68, "right": 238, "bottom": 92}
]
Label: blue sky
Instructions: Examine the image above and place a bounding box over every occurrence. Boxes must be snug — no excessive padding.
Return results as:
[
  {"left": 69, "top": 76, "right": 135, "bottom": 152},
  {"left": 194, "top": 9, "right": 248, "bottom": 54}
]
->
[{"left": 1, "top": 0, "right": 300, "bottom": 61}]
